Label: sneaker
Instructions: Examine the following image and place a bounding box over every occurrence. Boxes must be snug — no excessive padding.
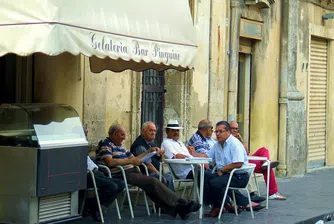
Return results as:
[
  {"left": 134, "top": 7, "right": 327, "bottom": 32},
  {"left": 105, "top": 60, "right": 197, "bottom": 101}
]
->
[
  {"left": 261, "top": 160, "right": 279, "bottom": 170},
  {"left": 268, "top": 192, "right": 286, "bottom": 200}
]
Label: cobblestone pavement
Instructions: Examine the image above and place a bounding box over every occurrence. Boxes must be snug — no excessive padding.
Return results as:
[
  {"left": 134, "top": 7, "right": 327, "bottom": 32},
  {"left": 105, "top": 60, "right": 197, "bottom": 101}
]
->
[{"left": 68, "top": 167, "right": 334, "bottom": 224}]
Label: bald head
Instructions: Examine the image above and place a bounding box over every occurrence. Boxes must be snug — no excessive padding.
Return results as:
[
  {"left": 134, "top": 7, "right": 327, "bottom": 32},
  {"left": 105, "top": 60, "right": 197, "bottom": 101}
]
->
[
  {"left": 197, "top": 119, "right": 213, "bottom": 138},
  {"left": 198, "top": 119, "right": 212, "bottom": 130},
  {"left": 108, "top": 124, "right": 124, "bottom": 135}
]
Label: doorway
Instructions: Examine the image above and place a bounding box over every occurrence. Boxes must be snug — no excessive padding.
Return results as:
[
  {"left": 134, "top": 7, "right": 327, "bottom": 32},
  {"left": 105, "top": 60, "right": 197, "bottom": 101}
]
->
[
  {"left": 141, "top": 69, "right": 165, "bottom": 146},
  {"left": 237, "top": 53, "right": 252, "bottom": 149}
]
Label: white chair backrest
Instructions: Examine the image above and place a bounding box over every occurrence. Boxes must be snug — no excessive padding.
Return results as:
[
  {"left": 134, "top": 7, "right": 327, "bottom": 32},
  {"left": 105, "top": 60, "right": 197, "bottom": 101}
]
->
[{"left": 230, "top": 163, "right": 256, "bottom": 185}]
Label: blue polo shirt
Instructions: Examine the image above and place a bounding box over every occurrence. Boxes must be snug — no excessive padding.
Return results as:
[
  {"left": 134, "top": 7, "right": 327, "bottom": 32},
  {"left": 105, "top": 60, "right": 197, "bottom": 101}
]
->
[{"left": 206, "top": 135, "right": 248, "bottom": 171}]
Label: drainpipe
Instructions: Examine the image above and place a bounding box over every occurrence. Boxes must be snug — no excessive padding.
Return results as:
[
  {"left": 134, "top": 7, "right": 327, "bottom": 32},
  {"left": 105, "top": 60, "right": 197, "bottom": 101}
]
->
[
  {"left": 277, "top": 0, "right": 289, "bottom": 177},
  {"left": 207, "top": 0, "right": 213, "bottom": 119},
  {"left": 227, "top": 0, "right": 241, "bottom": 121}
]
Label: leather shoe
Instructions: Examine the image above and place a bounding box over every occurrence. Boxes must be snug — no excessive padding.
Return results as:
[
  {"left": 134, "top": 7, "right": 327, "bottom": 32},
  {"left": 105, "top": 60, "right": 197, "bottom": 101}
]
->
[
  {"left": 176, "top": 200, "right": 201, "bottom": 220},
  {"left": 204, "top": 207, "right": 221, "bottom": 217},
  {"left": 251, "top": 194, "right": 266, "bottom": 203},
  {"left": 225, "top": 203, "right": 243, "bottom": 214},
  {"left": 246, "top": 204, "right": 265, "bottom": 211}
]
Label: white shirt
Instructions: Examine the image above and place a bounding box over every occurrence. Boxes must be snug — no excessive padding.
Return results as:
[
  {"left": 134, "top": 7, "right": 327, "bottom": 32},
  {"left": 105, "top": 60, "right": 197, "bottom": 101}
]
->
[
  {"left": 206, "top": 135, "right": 248, "bottom": 171},
  {"left": 87, "top": 156, "right": 98, "bottom": 172},
  {"left": 161, "top": 138, "right": 193, "bottom": 179}
]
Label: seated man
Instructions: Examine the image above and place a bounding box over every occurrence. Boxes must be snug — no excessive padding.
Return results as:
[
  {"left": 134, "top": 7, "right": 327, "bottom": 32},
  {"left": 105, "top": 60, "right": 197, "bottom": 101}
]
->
[
  {"left": 82, "top": 127, "right": 125, "bottom": 221},
  {"left": 188, "top": 120, "right": 265, "bottom": 203},
  {"left": 85, "top": 156, "right": 125, "bottom": 221},
  {"left": 161, "top": 120, "right": 195, "bottom": 179},
  {"left": 188, "top": 119, "right": 213, "bottom": 154},
  {"left": 95, "top": 124, "right": 200, "bottom": 220},
  {"left": 189, "top": 121, "right": 265, "bottom": 217},
  {"left": 229, "top": 121, "right": 286, "bottom": 200},
  {"left": 130, "top": 121, "right": 174, "bottom": 191}
]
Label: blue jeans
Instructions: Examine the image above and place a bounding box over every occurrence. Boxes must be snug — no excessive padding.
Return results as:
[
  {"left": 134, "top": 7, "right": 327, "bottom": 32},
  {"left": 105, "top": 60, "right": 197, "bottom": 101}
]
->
[{"left": 150, "top": 172, "right": 175, "bottom": 192}]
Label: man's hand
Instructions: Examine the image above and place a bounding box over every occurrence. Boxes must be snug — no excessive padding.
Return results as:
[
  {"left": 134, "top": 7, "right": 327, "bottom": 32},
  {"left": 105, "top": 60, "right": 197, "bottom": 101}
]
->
[
  {"left": 186, "top": 146, "right": 195, "bottom": 155},
  {"left": 148, "top": 147, "right": 159, "bottom": 153},
  {"left": 131, "top": 157, "right": 142, "bottom": 166},
  {"left": 234, "top": 133, "right": 243, "bottom": 141},
  {"left": 157, "top": 149, "right": 165, "bottom": 156}
]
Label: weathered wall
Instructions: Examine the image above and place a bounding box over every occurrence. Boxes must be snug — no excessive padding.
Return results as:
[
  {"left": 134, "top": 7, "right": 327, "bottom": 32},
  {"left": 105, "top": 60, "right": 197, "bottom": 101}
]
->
[
  {"left": 34, "top": 53, "right": 84, "bottom": 118},
  {"left": 239, "top": 2, "right": 281, "bottom": 159},
  {"left": 208, "top": 0, "right": 229, "bottom": 124},
  {"left": 297, "top": 0, "right": 334, "bottom": 166},
  {"left": 83, "top": 57, "right": 140, "bottom": 149},
  {"left": 189, "top": 0, "right": 211, "bottom": 133}
]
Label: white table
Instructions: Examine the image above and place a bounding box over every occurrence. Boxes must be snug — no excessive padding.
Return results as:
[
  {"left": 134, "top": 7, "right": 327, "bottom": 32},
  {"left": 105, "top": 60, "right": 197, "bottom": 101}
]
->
[
  {"left": 247, "top": 155, "right": 270, "bottom": 209},
  {"left": 159, "top": 158, "right": 212, "bottom": 219}
]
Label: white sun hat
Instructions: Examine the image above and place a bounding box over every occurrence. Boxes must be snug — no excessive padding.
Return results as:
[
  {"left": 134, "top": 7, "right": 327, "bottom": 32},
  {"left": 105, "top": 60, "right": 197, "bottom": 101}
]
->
[{"left": 166, "top": 119, "right": 184, "bottom": 129}]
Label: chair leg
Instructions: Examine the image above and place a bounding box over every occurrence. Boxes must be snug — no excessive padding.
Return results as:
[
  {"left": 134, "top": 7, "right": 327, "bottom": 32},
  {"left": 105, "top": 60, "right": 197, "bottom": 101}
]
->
[
  {"left": 120, "top": 191, "right": 126, "bottom": 211},
  {"left": 152, "top": 203, "right": 156, "bottom": 214},
  {"left": 134, "top": 187, "right": 141, "bottom": 207},
  {"left": 246, "top": 189, "right": 254, "bottom": 219},
  {"left": 232, "top": 191, "right": 238, "bottom": 216},
  {"left": 79, "top": 190, "right": 88, "bottom": 215},
  {"left": 90, "top": 171, "right": 105, "bottom": 223},
  {"left": 143, "top": 192, "right": 151, "bottom": 216},
  {"left": 115, "top": 199, "right": 121, "bottom": 220},
  {"left": 254, "top": 173, "right": 261, "bottom": 196},
  {"left": 218, "top": 187, "right": 230, "bottom": 219},
  {"left": 124, "top": 185, "right": 134, "bottom": 218},
  {"left": 181, "top": 185, "right": 187, "bottom": 198}
]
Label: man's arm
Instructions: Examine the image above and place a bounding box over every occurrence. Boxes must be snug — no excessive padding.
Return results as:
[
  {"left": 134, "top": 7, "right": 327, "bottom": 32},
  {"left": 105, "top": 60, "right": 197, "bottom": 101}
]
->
[
  {"left": 188, "top": 146, "right": 208, "bottom": 158},
  {"left": 104, "top": 156, "right": 141, "bottom": 167},
  {"left": 220, "top": 162, "right": 243, "bottom": 174},
  {"left": 235, "top": 133, "right": 249, "bottom": 153},
  {"left": 146, "top": 162, "right": 159, "bottom": 174}
]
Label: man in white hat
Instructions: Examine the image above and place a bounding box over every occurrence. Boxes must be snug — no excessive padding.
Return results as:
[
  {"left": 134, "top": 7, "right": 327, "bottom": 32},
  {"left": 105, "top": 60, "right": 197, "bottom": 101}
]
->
[{"left": 161, "top": 119, "right": 194, "bottom": 179}]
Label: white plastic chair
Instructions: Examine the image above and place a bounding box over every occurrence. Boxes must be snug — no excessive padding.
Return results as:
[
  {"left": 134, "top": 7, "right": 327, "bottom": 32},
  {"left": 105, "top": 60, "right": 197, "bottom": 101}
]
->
[
  {"left": 98, "top": 164, "right": 151, "bottom": 219},
  {"left": 161, "top": 160, "right": 195, "bottom": 198},
  {"left": 134, "top": 163, "right": 156, "bottom": 213},
  {"left": 80, "top": 169, "right": 105, "bottom": 223},
  {"left": 217, "top": 163, "right": 256, "bottom": 220}
]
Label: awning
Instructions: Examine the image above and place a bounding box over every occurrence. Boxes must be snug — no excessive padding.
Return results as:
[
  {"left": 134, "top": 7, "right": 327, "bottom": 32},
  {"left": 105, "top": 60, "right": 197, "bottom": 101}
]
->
[{"left": 0, "top": 0, "right": 197, "bottom": 72}]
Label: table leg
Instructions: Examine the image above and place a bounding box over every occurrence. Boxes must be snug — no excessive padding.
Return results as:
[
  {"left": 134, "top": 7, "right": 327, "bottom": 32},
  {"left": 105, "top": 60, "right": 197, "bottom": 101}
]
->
[
  {"left": 199, "top": 164, "right": 204, "bottom": 219},
  {"left": 266, "top": 159, "right": 270, "bottom": 209},
  {"left": 193, "top": 166, "right": 198, "bottom": 201}
]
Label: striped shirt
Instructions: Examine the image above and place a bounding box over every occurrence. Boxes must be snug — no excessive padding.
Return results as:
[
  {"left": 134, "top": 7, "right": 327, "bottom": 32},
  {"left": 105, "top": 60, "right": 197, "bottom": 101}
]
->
[
  {"left": 96, "top": 137, "right": 134, "bottom": 174},
  {"left": 188, "top": 131, "right": 211, "bottom": 154}
]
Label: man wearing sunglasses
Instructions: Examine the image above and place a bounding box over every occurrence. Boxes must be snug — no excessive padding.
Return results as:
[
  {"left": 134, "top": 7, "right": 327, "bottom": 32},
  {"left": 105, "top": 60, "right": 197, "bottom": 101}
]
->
[
  {"left": 188, "top": 119, "right": 216, "bottom": 154},
  {"left": 229, "top": 121, "right": 286, "bottom": 200},
  {"left": 188, "top": 121, "right": 265, "bottom": 217}
]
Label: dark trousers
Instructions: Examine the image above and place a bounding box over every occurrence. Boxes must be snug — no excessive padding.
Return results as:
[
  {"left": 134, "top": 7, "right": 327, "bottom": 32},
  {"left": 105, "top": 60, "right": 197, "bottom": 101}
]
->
[
  {"left": 149, "top": 172, "right": 175, "bottom": 192},
  {"left": 87, "top": 170, "right": 125, "bottom": 207},
  {"left": 114, "top": 167, "right": 180, "bottom": 216},
  {"left": 203, "top": 170, "right": 249, "bottom": 208}
]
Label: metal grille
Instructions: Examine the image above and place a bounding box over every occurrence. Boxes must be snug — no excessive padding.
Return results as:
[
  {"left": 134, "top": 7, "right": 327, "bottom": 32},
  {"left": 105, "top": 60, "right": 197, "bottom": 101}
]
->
[
  {"left": 307, "top": 37, "right": 328, "bottom": 168},
  {"left": 39, "top": 193, "right": 72, "bottom": 223},
  {"left": 141, "top": 69, "right": 164, "bottom": 146}
]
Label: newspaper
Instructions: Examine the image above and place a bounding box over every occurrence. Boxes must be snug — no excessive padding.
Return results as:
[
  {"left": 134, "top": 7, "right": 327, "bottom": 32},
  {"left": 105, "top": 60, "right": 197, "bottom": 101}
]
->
[{"left": 141, "top": 151, "right": 157, "bottom": 163}]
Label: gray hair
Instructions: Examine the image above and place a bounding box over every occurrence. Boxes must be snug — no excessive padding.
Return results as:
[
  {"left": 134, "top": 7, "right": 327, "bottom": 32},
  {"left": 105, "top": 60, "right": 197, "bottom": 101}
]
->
[
  {"left": 141, "top": 121, "right": 155, "bottom": 131},
  {"left": 198, "top": 120, "right": 212, "bottom": 130},
  {"left": 108, "top": 124, "right": 122, "bottom": 135}
]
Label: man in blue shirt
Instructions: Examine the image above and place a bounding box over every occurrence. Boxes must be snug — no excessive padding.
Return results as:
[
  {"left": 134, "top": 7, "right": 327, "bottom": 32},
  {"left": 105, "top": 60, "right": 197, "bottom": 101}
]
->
[{"left": 188, "top": 121, "right": 265, "bottom": 217}]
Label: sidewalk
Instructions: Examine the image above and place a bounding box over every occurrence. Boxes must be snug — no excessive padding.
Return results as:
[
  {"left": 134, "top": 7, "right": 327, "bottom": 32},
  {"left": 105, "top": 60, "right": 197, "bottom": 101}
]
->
[{"left": 69, "top": 167, "right": 334, "bottom": 224}]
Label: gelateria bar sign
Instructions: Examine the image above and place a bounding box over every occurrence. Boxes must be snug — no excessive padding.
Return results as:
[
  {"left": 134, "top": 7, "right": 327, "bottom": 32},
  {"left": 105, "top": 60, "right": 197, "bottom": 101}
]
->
[{"left": 90, "top": 32, "right": 181, "bottom": 63}]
